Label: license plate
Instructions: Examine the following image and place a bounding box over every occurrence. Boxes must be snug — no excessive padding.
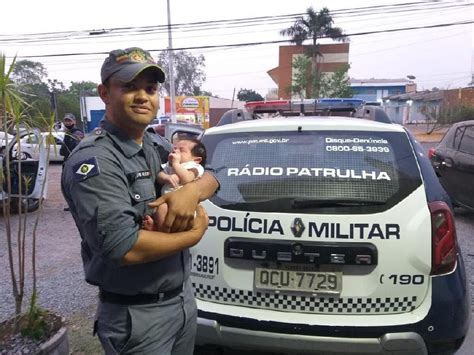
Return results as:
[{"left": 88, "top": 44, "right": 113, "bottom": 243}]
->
[{"left": 254, "top": 266, "right": 342, "bottom": 294}]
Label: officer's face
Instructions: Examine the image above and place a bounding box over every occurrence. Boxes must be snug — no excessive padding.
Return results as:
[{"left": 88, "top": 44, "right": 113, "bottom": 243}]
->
[
  {"left": 63, "top": 119, "right": 75, "bottom": 129},
  {"left": 101, "top": 70, "right": 159, "bottom": 133}
]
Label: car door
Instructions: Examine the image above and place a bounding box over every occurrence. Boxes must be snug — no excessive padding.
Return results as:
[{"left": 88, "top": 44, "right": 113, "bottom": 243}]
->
[
  {"left": 452, "top": 125, "right": 474, "bottom": 209},
  {"left": 165, "top": 123, "right": 204, "bottom": 143},
  {"left": 13, "top": 134, "right": 38, "bottom": 160},
  {"left": 48, "top": 134, "right": 64, "bottom": 162},
  {"left": 435, "top": 126, "right": 465, "bottom": 203}
]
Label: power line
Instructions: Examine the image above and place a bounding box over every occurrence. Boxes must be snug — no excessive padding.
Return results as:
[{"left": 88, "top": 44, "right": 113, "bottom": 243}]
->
[
  {"left": 13, "top": 19, "right": 474, "bottom": 60},
  {"left": 1, "top": 1, "right": 470, "bottom": 44}
]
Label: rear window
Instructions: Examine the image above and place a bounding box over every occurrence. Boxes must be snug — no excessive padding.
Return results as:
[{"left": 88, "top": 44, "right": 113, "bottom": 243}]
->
[{"left": 203, "top": 130, "right": 422, "bottom": 214}]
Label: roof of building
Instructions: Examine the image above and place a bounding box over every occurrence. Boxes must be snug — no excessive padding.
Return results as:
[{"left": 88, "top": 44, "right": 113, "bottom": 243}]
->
[
  {"left": 350, "top": 78, "right": 411, "bottom": 87},
  {"left": 386, "top": 90, "right": 443, "bottom": 101}
]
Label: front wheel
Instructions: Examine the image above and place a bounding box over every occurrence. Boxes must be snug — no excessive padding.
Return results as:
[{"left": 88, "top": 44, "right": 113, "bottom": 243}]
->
[
  {"left": 11, "top": 197, "right": 41, "bottom": 213},
  {"left": 15, "top": 151, "right": 32, "bottom": 160}
]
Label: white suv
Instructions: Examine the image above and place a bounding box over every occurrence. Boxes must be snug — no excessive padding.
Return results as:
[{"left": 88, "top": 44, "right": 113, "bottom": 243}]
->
[{"left": 192, "top": 99, "right": 470, "bottom": 354}]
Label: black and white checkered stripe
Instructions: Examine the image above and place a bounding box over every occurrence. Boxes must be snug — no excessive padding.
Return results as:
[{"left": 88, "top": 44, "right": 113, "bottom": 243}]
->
[{"left": 193, "top": 283, "right": 417, "bottom": 314}]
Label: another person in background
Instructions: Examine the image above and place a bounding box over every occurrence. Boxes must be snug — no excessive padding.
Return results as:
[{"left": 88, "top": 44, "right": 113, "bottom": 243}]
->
[
  {"left": 60, "top": 113, "right": 84, "bottom": 211},
  {"left": 59, "top": 113, "right": 84, "bottom": 161}
]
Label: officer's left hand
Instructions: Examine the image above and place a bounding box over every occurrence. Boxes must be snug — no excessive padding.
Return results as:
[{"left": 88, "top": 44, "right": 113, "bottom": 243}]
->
[{"left": 148, "top": 182, "right": 200, "bottom": 233}]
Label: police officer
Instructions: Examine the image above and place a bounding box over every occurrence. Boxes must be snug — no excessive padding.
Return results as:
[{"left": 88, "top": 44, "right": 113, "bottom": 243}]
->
[
  {"left": 61, "top": 47, "right": 219, "bottom": 354},
  {"left": 59, "top": 113, "right": 84, "bottom": 161},
  {"left": 60, "top": 113, "right": 84, "bottom": 211}
]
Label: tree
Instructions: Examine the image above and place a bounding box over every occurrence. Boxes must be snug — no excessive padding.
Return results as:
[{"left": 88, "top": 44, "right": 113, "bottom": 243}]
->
[
  {"left": 422, "top": 104, "right": 474, "bottom": 134},
  {"left": 10, "top": 60, "right": 52, "bottom": 125},
  {"left": 320, "top": 64, "right": 353, "bottom": 98},
  {"left": 280, "top": 7, "right": 346, "bottom": 97},
  {"left": 68, "top": 81, "right": 98, "bottom": 97},
  {"left": 11, "top": 60, "right": 47, "bottom": 86},
  {"left": 157, "top": 50, "right": 206, "bottom": 96},
  {"left": 287, "top": 55, "right": 311, "bottom": 99},
  {"left": 58, "top": 81, "right": 98, "bottom": 125},
  {"left": 237, "top": 88, "right": 264, "bottom": 102},
  {"left": 199, "top": 90, "right": 215, "bottom": 97}
]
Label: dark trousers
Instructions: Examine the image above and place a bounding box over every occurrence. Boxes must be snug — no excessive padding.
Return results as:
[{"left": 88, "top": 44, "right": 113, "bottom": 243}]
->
[{"left": 95, "top": 281, "right": 197, "bottom": 355}]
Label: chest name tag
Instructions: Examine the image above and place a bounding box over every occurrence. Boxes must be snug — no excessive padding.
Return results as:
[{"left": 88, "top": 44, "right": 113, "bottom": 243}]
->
[
  {"left": 73, "top": 157, "right": 100, "bottom": 182},
  {"left": 128, "top": 170, "right": 152, "bottom": 182}
]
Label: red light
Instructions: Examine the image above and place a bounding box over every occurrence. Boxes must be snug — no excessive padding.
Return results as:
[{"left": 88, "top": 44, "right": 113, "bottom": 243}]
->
[
  {"left": 429, "top": 201, "right": 457, "bottom": 275},
  {"left": 428, "top": 147, "right": 436, "bottom": 160}
]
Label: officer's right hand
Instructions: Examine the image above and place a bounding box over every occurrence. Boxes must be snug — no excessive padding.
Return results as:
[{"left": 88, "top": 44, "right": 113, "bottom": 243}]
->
[{"left": 191, "top": 205, "right": 209, "bottom": 239}]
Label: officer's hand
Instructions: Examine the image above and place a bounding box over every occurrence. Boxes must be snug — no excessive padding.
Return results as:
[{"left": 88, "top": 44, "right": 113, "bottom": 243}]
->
[
  {"left": 148, "top": 183, "right": 200, "bottom": 233},
  {"left": 192, "top": 205, "right": 209, "bottom": 237}
]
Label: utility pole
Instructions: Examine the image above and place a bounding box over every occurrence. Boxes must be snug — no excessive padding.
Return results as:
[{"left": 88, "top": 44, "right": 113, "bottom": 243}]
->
[{"left": 167, "top": 0, "right": 177, "bottom": 123}]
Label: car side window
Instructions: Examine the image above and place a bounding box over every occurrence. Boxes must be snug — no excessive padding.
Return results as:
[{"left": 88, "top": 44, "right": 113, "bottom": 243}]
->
[
  {"left": 27, "top": 135, "right": 39, "bottom": 144},
  {"left": 458, "top": 126, "right": 474, "bottom": 155},
  {"left": 453, "top": 127, "right": 465, "bottom": 150}
]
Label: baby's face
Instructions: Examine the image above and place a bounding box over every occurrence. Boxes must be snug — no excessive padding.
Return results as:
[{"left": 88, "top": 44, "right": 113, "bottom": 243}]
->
[{"left": 173, "top": 140, "right": 196, "bottom": 163}]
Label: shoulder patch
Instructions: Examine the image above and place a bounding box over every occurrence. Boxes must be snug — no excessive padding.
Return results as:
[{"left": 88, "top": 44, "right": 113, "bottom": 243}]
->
[{"left": 73, "top": 157, "right": 100, "bottom": 182}]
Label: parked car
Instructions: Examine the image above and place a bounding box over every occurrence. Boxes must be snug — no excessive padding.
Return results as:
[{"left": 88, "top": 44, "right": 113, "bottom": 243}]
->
[
  {"left": 0, "top": 131, "right": 14, "bottom": 156},
  {"left": 192, "top": 99, "right": 470, "bottom": 354},
  {"left": 146, "top": 121, "right": 203, "bottom": 143},
  {"left": 429, "top": 120, "right": 474, "bottom": 212},
  {"left": 1, "top": 130, "right": 49, "bottom": 212},
  {"left": 12, "top": 131, "right": 65, "bottom": 162}
]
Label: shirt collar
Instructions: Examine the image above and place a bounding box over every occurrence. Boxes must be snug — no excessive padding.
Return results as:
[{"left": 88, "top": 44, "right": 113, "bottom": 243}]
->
[{"left": 101, "top": 119, "right": 143, "bottom": 158}]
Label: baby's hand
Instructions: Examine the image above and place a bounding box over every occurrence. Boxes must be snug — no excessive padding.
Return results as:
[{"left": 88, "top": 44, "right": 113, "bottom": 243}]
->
[
  {"left": 162, "top": 174, "right": 180, "bottom": 188},
  {"left": 168, "top": 149, "right": 181, "bottom": 165}
]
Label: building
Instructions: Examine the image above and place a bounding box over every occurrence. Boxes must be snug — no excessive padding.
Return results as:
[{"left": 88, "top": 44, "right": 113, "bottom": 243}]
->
[
  {"left": 384, "top": 87, "right": 474, "bottom": 125},
  {"left": 267, "top": 43, "right": 350, "bottom": 100},
  {"left": 350, "top": 78, "right": 416, "bottom": 103},
  {"left": 383, "top": 90, "right": 443, "bottom": 125}
]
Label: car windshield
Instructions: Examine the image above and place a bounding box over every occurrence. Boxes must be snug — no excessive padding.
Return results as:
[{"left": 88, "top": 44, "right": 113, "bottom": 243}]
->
[{"left": 203, "top": 130, "right": 422, "bottom": 214}]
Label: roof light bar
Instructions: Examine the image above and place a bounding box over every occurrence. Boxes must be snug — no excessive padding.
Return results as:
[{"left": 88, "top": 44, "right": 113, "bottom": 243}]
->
[{"left": 245, "top": 98, "right": 365, "bottom": 115}]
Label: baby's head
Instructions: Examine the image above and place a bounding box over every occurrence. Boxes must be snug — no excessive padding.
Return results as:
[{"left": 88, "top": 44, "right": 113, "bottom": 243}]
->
[{"left": 173, "top": 138, "right": 207, "bottom": 166}]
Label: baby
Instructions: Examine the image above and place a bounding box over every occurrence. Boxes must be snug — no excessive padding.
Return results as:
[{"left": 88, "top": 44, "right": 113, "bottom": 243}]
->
[{"left": 143, "top": 138, "right": 207, "bottom": 231}]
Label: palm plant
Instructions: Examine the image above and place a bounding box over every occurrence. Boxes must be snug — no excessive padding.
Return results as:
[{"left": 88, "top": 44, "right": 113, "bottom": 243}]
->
[
  {"left": 280, "top": 7, "right": 346, "bottom": 97},
  {"left": 1, "top": 52, "right": 56, "bottom": 337}
]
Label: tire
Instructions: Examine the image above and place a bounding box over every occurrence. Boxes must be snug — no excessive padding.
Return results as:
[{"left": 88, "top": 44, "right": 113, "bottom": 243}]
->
[
  {"left": 10, "top": 198, "right": 40, "bottom": 213},
  {"left": 15, "top": 151, "right": 31, "bottom": 160}
]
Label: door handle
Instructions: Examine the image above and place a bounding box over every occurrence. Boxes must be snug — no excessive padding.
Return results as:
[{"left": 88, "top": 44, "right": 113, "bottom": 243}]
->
[{"left": 441, "top": 160, "right": 453, "bottom": 168}]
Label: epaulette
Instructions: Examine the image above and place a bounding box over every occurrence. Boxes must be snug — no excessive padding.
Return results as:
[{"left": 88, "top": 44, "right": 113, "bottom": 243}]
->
[{"left": 78, "top": 128, "right": 107, "bottom": 149}]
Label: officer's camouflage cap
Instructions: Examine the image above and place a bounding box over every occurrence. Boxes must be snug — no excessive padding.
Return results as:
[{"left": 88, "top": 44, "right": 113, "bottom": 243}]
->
[{"left": 100, "top": 47, "right": 165, "bottom": 84}]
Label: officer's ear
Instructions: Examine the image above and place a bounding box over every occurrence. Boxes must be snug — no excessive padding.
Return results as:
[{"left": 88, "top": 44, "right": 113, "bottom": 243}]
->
[{"left": 98, "top": 83, "right": 110, "bottom": 105}]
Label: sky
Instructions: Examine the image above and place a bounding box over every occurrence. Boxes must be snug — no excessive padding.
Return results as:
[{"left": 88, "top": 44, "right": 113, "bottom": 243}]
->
[{"left": 1, "top": 0, "right": 473, "bottom": 100}]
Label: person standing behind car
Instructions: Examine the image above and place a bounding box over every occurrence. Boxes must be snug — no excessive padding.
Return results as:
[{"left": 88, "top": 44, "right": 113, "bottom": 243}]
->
[
  {"left": 59, "top": 113, "right": 84, "bottom": 161},
  {"left": 60, "top": 113, "right": 84, "bottom": 211}
]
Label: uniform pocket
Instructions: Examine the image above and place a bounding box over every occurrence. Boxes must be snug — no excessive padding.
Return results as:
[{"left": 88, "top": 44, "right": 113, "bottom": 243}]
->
[
  {"left": 129, "top": 179, "right": 156, "bottom": 205},
  {"left": 97, "top": 305, "right": 134, "bottom": 354}
]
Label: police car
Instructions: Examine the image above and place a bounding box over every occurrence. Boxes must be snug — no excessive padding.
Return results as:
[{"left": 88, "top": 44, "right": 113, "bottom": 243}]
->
[{"left": 191, "top": 99, "right": 470, "bottom": 354}]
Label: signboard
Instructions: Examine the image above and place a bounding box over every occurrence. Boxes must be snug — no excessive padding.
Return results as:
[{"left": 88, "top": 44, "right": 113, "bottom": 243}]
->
[{"left": 165, "top": 96, "right": 210, "bottom": 128}]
